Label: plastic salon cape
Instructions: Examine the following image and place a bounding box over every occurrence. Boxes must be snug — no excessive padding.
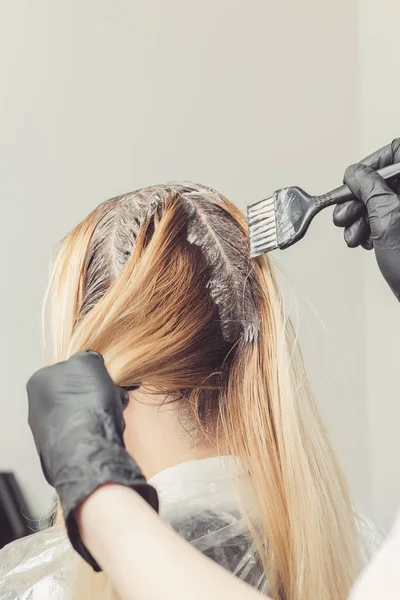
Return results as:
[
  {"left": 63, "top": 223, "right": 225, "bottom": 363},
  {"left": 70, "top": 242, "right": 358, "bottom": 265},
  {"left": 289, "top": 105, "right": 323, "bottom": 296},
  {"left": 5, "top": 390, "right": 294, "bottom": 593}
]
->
[{"left": 0, "top": 456, "right": 383, "bottom": 599}]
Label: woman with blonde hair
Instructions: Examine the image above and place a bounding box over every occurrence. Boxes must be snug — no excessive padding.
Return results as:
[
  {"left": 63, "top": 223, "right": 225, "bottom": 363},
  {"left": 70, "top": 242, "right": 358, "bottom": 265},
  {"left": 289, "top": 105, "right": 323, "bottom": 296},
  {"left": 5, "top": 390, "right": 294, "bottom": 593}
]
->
[{"left": 0, "top": 175, "right": 384, "bottom": 600}]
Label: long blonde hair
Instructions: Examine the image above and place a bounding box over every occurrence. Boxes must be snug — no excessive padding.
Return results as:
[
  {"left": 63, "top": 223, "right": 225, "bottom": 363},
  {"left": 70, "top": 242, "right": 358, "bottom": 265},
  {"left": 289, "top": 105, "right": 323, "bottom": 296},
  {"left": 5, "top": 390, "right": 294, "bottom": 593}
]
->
[{"left": 44, "top": 183, "right": 364, "bottom": 600}]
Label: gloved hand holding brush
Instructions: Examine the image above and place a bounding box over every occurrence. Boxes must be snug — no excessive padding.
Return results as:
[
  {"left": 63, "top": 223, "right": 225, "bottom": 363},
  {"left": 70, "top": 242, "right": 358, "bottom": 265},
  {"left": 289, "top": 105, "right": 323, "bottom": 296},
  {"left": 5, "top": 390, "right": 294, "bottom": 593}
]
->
[
  {"left": 27, "top": 350, "right": 158, "bottom": 571},
  {"left": 333, "top": 139, "right": 400, "bottom": 299}
]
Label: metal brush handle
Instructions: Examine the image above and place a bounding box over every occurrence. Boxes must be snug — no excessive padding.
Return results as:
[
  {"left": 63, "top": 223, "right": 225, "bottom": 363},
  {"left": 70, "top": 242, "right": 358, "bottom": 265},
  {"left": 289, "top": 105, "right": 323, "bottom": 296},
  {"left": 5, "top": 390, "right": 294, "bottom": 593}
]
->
[{"left": 315, "top": 163, "right": 400, "bottom": 210}]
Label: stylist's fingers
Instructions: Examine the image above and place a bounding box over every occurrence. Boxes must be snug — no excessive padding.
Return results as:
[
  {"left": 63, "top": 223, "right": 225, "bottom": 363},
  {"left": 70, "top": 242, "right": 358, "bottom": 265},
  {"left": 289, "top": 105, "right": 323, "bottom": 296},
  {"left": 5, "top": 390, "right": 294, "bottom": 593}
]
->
[
  {"left": 333, "top": 199, "right": 372, "bottom": 248},
  {"left": 343, "top": 216, "right": 372, "bottom": 248},
  {"left": 360, "top": 138, "right": 400, "bottom": 170},
  {"left": 120, "top": 388, "right": 130, "bottom": 410},
  {"left": 344, "top": 164, "right": 400, "bottom": 245},
  {"left": 344, "top": 163, "right": 400, "bottom": 212},
  {"left": 361, "top": 232, "right": 374, "bottom": 250},
  {"left": 333, "top": 199, "right": 365, "bottom": 227}
]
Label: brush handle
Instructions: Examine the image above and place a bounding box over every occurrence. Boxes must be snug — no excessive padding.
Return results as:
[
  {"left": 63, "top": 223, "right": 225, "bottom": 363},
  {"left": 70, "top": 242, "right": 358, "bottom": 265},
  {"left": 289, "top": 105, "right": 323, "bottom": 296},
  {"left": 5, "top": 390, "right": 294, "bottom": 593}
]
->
[{"left": 314, "top": 163, "right": 400, "bottom": 210}]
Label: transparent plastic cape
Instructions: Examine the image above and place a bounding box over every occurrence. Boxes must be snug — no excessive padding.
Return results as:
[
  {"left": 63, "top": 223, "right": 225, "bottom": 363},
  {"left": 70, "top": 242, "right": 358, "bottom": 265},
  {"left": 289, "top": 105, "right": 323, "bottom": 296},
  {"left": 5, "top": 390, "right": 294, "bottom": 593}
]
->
[{"left": 0, "top": 456, "right": 384, "bottom": 599}]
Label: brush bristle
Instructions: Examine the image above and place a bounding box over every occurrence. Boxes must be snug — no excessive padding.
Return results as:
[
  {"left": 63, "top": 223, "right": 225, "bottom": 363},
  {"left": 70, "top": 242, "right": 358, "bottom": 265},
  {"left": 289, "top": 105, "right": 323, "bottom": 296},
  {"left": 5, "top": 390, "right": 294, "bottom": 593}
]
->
[{"left": 247, "top": 196, "right": 278, "bottom": 257}]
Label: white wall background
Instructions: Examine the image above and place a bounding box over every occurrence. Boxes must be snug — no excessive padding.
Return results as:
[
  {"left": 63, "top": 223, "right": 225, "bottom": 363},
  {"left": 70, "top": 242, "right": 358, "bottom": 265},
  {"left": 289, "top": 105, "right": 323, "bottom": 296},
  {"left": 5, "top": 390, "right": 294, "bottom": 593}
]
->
[
  {"left": 0, "top": 1, "right": 395, "bottom": 530},
  {"left": 359, "top": 0, "right": 400, "bottom": 531}
]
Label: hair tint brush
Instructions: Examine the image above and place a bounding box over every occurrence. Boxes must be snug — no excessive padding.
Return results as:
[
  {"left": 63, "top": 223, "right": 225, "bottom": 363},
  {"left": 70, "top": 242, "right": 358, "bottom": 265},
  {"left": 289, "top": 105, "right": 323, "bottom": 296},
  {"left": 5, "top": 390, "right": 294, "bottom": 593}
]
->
[{"left": 247, "top": 162, "right": 400, "bottom": 258}]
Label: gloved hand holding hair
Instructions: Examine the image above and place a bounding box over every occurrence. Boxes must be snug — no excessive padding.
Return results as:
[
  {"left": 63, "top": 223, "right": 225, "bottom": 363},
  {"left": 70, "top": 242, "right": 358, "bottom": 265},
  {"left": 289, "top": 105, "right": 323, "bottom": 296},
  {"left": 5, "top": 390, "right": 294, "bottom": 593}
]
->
[
  {"left": 26, "top": 352, "right": 268, "bottom": 600},
  {"left": 333, "top": 138, "right": 400, "bottom": 299},
  {"left": 27, "top": 350, "right": 158, "bottom": 572}
]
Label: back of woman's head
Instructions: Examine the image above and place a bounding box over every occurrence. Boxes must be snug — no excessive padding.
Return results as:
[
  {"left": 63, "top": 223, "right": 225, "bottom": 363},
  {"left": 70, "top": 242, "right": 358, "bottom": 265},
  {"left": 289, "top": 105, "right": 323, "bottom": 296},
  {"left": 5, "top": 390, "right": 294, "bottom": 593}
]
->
[
  {"left": 46, "top": 182, "right": 365, "bottom": 600},
  {"left": 47, "top": 183, "right": 259, "bottom": 399}
]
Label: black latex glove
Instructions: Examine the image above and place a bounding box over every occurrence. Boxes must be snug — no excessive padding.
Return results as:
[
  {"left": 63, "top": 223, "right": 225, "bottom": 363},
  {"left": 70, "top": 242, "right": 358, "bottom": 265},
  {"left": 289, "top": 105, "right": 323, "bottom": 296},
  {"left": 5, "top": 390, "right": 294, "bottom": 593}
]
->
[
  {"left": 27, "top": 350, "right": 159, "bottom": 571},
  {"left": 333, "top": 139, "right": 400, "bottom": 299}
]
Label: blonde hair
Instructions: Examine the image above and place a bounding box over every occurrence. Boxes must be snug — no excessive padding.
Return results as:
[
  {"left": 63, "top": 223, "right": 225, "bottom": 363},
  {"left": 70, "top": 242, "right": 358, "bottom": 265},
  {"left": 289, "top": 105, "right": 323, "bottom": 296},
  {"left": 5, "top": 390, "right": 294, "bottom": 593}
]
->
[{"left": 44, "top": 183, "right": 364, "bottom": 600}]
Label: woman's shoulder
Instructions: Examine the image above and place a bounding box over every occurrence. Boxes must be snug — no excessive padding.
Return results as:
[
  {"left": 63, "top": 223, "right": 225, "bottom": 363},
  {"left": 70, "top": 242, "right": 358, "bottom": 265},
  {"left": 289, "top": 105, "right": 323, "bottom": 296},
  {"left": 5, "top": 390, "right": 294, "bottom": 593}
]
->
[{"left": 0, "top": 526, "right": 72, "bottom": 599}]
